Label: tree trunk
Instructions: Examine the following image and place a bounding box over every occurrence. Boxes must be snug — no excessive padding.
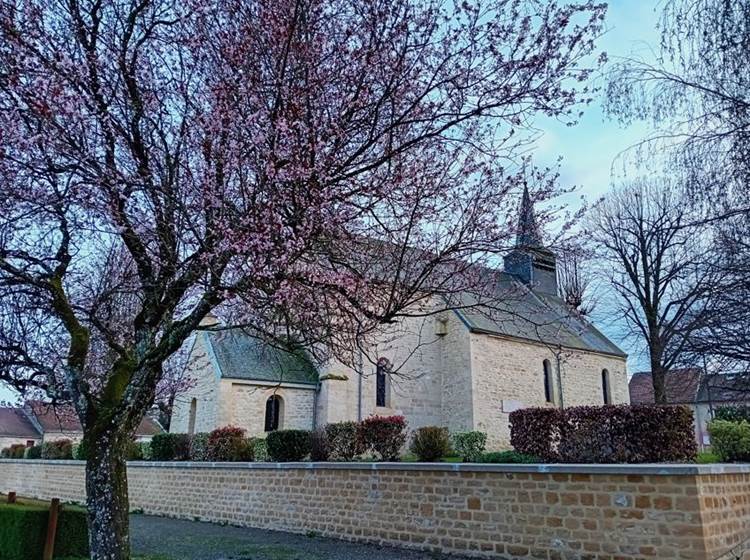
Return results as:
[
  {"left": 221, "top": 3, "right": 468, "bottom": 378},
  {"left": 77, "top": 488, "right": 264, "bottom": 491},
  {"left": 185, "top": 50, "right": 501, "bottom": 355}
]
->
[
  {"left": 651, "top": 362, "right": 667, "bottom": 405},
  {"left": 648, "top": 330, "right": 667, "bottom": 404},
  {"left": 85, "top": 429, "right": 131, "bottom": 560}
]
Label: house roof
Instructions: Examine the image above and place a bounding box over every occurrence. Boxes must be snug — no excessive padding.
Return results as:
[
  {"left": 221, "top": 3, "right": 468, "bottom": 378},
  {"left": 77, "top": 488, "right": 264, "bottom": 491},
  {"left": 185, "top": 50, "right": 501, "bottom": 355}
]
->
[
  {"left": 452, "top": 271, "right": 626, "bottom": 358},
  {"left": 696, "top": 374, "right": 750, "bottom": 404},
  {"left": 0, "top": 407, "right": 41, "bottom": 439},
  {"left": 203, "top": 329, "right": 318, "bottom": 385},
  {"left": 26, "top": 401, "right": 163, "bottom": 437},
  {"left": 628, "top": 369, "right": 702, "bottom": 404}
]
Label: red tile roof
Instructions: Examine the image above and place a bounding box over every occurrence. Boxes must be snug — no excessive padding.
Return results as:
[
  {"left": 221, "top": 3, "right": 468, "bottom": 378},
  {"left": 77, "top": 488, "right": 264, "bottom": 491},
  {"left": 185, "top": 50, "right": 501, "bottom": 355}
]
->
[
  {"left": 0, "top": 407, "right": 41, "bottom": 439},
  {"left": 628, "top": 369, "right": 702, "bottom": 404},
  {"left": 25, "top": 401, "right": 162, "bottom": 437}
]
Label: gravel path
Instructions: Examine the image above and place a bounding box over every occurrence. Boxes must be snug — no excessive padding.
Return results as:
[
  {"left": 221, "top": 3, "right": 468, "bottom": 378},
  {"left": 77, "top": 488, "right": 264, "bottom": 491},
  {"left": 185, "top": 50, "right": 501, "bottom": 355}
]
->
[{"left": 130, "top": 514, "right": 469, "bottom": 560}]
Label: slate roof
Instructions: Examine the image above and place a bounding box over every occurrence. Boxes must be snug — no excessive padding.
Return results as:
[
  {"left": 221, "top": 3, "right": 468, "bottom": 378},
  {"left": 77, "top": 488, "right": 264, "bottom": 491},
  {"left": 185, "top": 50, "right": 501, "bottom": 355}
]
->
[
  {"left": 696, "top": 374, "right": 750, "bottom": 404},
  {"left": 629, "top": 369, "right": 750, "bottom": 405},
  {"left": 452, "top": 271, "right": 626, "bottom": 358},
  {"left": 0, "top": 407, "right": 41, "bottom": 439},
  {"left": 628, "top": 369, "right": 702, "bottom": 404},
  {"left": 203, "top": 329, "right": 318, "bottom": 385}
]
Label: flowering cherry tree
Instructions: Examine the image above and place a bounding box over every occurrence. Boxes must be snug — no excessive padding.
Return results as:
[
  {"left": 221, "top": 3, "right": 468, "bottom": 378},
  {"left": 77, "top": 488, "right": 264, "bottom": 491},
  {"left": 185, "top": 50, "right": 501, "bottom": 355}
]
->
[{"left": 0, "top": 0, "right": 605, "bottom": 557}]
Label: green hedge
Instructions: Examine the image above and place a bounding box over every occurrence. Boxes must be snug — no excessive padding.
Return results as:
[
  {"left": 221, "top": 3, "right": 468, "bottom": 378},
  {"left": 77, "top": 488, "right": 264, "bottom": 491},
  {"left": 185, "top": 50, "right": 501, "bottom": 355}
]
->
[
  {"left": 452, "top": 431, "right": 487, "bottom": 462},
  {"left": 266, "top": 430, "right": 311, "bottom": 462},
  {"left": 478, "top": 450, "right": 540, "bottom": 464},
  {"left": 0, "top": 499, "right": 88, "bottom": 559},
  {"left": 708, "top": 420, "right": 750, "bottom": 462},
  {"left": 150, "top": 433, "right": 191, "bottom": 461}
]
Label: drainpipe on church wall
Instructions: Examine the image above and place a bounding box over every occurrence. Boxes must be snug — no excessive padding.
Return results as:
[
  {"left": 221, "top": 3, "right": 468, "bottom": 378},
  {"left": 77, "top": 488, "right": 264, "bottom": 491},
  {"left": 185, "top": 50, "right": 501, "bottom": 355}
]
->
[
  {"left": 556, "top": 346, "right": 565, "bottom": 409},
  {"left": 357, "top": 350, "right": 364, "bottom": 421},
  {"left": 312, "top": 381, "right": 320, "bottom": 430}
]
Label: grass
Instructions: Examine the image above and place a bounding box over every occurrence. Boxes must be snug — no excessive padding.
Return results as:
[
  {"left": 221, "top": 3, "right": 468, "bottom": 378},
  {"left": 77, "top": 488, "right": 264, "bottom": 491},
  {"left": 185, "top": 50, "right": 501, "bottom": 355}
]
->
[{"left": 696, "top": 450, "right": 722, "bottom": 464}]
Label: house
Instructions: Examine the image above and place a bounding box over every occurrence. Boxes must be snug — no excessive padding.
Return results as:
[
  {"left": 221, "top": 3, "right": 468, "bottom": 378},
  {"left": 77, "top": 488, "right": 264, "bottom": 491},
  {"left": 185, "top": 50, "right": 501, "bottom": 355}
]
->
[
  {"left": 629, "top": 369, "right": 750, "bottom": 446},
  {"left": 171, "top": 189, "right": 629, "bottom": 449},
  {"left": 0, "top": 401, "right": 162, "bottom": 450},
  {"left": 0, "top": 407, "right": 41, "bottom": 451}
]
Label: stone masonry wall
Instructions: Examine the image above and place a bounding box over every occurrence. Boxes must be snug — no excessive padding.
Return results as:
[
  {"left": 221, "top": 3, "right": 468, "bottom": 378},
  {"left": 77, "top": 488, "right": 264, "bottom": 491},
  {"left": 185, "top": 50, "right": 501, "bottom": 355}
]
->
[
  {"left": 470, "top": 333, "right": 628, "bottom": 448},
  {"left": 315, "top": 308, "right": 471, "bottom": 433},
  {"left": 1, "top": 460, "right": 749, "bottom": 560},
  {"left": 171, "top": 334, "right": 221, "bottom": 434},
  {"left": 226, "top": 381, "right": 316, "bottom": 437},
  {"left": 695, "top": 472, "right": 750, "bottom": 559}
]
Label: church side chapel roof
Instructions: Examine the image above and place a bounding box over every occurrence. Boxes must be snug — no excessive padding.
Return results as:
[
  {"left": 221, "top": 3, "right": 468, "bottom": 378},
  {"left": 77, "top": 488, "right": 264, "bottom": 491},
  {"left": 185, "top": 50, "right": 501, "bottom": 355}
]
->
[
  {"left": 451, "top": 272, "right": 627, "bottom": 358},
  {"left": 203, "top": 329, "right": 319, "bottom": 386}
]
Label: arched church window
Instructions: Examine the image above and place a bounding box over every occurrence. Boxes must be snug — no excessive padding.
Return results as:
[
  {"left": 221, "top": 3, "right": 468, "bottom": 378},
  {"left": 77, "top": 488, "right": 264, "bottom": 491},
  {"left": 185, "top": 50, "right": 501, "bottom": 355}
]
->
[
  {"left": 376, "top": 358, "right": 391, "bottom": 407},
  {"left": 543, "top": 360, "right": 554, "bottom": 403},
  {"left": 265, "top": 395, "right": 283, "bottom": 432},
  {"left": 188, "top": 398, "right": 197, "bottom": 435},
  {"left": 602, "top": 369, "right": 612, "bottom": 404}
]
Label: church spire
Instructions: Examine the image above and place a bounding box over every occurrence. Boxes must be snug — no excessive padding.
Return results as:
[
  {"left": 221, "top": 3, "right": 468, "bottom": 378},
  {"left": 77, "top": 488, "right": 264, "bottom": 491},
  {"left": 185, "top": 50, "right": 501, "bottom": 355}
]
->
[
  {"left": 516, "top": 184, "right": 543, "bottom": 248},
  {"left": 503, "top": 185, "right": 558, "bottom": 295}
]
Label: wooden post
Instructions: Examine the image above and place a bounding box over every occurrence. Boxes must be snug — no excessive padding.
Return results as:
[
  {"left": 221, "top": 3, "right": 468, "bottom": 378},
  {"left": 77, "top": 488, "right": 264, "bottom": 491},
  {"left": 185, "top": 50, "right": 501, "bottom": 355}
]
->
[
  {"left": 7, "top": 492, "right": 16, "bottom": 504},
  {"left": 42, "top": 498, "right": 60, "bottom": 560}
]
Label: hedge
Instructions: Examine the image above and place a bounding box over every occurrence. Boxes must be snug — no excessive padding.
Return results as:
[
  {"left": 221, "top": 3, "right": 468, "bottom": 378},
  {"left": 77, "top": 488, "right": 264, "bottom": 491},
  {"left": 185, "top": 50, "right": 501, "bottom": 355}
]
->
[
  {"left": 708, "top": 420, "right": 750, "bottom": 462},
  {"left": 714, "top": 406, "right": 750, "bottom": 424},
  {"left": 266, "top": 430, "right": 311, "bottom": 462},
  {"left": 1, "top": 444, "right": 26, "bottom": 459},
  {"left": 510, "top": 404, "right": 697, "bottom": 463},
  {"left": 0, "top": 498, "right": 88, "bottom": 559},
  {"left": 310, "top": 428, "right": 330, "bottom": 461},
  {"left": 24, "top": 445, "right": 42, "bottom": 459},
  {"left": 207, "top": 426, "right": 254, "bottom": 461},
  {"left": 452, "top": 431, "right": 487, "bottom": 462},
  {"left": 189, "top": 433, "right": 210, "bottom": 461},
  {"left": 410, "top": 426, "right": 451, "bottom": 461},
  {"left": 74, "top": 439, "right": 144, "bottom": 461},
  {"left": 150, "top": 432, "right": 192, "bottom": 461},
  {"left": 478, "top": 450, "right": 539, "bottom": 464},
  {"left": 252, "top": 438, "right": 269, "bottom": 462},
  {"left": 358, "top": 415, "right": 407, "bottom": 461},
  {"left": 325, "top": 421, "right": 363, "bottom": 461},
  {"left": 41, "top": 439, "right": 73, "bottom": 460}
]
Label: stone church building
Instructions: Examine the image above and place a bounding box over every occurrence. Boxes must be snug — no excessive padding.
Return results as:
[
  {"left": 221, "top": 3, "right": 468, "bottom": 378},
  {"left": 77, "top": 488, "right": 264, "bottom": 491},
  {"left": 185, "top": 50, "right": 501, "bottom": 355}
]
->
[{"left": 171, "top": 190, "right": 628, "bottom": 449}]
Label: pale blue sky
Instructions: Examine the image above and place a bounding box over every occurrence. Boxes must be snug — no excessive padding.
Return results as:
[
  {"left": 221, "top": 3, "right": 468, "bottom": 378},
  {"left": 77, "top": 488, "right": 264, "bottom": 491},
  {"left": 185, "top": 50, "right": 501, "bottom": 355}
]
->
[
  {"left": 537, "top": 1, "right": 660, "bottom": 201},
  {"left": 535, "top": 0, "right": 661, "bottom": 370},
  {"left": 0, "top": 2, "right": 661, "bottom": 403}
]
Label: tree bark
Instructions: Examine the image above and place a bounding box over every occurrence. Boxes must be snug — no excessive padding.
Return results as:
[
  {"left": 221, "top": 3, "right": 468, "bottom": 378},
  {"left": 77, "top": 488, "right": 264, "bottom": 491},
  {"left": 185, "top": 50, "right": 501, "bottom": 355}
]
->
[
  {"left": 85, "top": 429, "right": 131, "bottom": 560},
  {"left": 651, "top": 361, "right": 667, "bottom": 405}
]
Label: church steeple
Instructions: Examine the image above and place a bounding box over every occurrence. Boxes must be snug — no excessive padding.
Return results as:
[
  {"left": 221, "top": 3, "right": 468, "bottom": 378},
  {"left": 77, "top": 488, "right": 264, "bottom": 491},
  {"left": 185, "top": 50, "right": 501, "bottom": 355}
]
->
[
  {"left": 516, "top": 184, "right": 543, "bottom": 248},
  {"left": 503, "top": 187, "right": 558, "bottom": 295}
]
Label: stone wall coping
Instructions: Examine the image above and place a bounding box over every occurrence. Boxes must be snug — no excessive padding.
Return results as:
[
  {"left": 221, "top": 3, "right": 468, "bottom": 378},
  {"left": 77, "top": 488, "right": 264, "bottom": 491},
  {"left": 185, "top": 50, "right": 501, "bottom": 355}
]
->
[{"left": 2, "top": 458, "right": 749, "bottom": 475}]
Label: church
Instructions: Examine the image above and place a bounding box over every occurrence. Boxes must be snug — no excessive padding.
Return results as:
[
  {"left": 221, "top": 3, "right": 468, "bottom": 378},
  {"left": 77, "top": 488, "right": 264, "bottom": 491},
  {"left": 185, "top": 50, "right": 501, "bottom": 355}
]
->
[{"left": 170, "top": 191, "right": 628, "bottom": 449}]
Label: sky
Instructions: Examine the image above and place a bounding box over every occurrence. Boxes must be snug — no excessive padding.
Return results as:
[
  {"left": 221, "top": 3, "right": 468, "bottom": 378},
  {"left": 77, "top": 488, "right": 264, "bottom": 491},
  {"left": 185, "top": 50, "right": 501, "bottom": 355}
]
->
[
  {"left": 0, "top": 2, "right": 663, "bottom": 403},
  {"left": 536, "top": 1, "right": 660, "bottom": 202},
  {"left": 533, "top": 0, "right": 662, "bottom": 370}
]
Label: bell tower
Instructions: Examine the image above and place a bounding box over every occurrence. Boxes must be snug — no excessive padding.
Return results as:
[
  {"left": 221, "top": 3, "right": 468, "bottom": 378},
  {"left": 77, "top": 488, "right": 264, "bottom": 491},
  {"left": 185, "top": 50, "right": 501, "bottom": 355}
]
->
[{"left": 503, "top": 186, "right": 558, "bottom": 295}]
